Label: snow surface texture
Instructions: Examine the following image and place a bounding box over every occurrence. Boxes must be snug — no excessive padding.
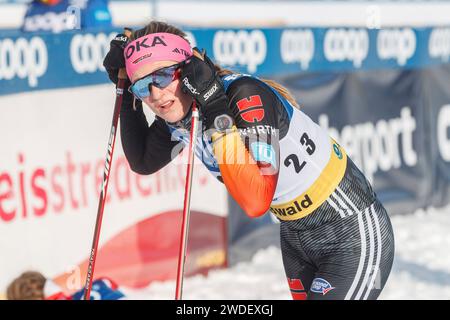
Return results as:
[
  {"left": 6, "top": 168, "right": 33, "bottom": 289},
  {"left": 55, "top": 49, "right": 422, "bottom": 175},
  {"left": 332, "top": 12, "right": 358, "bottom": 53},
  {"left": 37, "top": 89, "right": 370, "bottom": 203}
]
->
[{"left": 123, "top": 204, "right": 450, "bottom": 300}]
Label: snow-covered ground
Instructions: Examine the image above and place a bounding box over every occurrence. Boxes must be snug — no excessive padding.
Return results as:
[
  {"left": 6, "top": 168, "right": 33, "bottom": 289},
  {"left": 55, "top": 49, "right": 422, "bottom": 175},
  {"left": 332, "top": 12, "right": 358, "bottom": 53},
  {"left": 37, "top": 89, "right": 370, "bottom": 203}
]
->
[{"left": 123, "top": 204, "right": 450, "bottom": 300}]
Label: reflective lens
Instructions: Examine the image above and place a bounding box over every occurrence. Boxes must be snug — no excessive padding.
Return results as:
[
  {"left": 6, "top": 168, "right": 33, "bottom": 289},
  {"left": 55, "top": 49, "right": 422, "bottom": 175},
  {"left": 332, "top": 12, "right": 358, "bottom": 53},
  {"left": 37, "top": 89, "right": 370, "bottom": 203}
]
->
[{"left": 129, "top": 64, "right": 180, "bottom": 100}]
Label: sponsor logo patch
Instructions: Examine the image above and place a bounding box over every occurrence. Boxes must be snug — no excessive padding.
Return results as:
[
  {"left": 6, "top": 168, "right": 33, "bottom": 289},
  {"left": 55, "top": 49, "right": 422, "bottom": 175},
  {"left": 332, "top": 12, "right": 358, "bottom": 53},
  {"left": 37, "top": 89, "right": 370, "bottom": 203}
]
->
[
  {"left": 251, "top": 142, "right": 277, "bottom": 168},
  {"left": 133, "top": 53, "right": 152, "bottom": 64},
  {"left": 310, "top": 278, "right": 335, "bottom": 295},
  {"left": 182, "top": 77, "right": 200, "bottom": 95},
  {"left": 203, "top": 83, "right": 218, "bottom": 101},
  {"left": 333, "top": 143, "right": 343, "bottom": 159},
  {"left": 271, "top": 194, "right": 313, "bottom": 217},
  {"left": 236, "top": 95, "right": 265, "bottom": 123},
  {"left": 125, "top": 36, "right": 167, "bottom": 59}
]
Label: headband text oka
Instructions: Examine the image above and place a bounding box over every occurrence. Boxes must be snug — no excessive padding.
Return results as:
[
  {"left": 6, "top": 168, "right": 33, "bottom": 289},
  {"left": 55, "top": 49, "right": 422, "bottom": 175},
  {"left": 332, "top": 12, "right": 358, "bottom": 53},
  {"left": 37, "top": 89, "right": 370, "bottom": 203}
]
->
[
  {"left": 125, "top": 36, "right": 191, "bottom": 62},
  {"left": 125, "top": 36, "right": 167, "bottom": 59},
  {"left": 124, "top": 33, "right": 193, "bottom": 80}
]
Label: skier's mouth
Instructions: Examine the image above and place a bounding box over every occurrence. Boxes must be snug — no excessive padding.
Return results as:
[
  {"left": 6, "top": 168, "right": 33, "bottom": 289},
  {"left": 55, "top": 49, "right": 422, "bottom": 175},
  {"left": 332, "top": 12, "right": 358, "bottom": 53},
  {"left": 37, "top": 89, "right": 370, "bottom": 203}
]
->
[{"left": 159, "top": 100, "right": 174, "bottom": 112}]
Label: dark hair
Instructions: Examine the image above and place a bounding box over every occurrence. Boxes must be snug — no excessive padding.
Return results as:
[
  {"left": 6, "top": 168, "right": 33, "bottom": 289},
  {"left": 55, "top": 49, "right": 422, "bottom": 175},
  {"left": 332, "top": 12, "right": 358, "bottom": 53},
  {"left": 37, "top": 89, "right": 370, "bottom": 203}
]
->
[
  {"left": 131, "top": 21, "right": 187, "bottom": 41},
  {"left": 7, "top": 271, "right": 46, "bottom": 300},
  {"left": 132, "top": 21, "right": 300, "bottom": 108}
]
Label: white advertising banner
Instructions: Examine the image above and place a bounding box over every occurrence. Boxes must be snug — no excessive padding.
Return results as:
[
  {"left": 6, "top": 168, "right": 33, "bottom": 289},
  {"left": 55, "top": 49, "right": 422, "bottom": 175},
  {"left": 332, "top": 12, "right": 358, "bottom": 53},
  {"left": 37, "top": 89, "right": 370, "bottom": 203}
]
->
[{"left": 0, "top": 84, "right": 228, "bottom": 293}]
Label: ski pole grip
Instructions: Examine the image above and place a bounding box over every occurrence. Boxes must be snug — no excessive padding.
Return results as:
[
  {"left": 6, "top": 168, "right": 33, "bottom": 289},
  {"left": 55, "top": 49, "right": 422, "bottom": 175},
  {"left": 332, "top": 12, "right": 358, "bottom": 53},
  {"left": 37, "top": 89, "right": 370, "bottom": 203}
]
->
[
  {"left": 118, "top": 28, "right": 133, "bottom": 80},
  {"left": 118, "top": 68, "right": 128, "bottom": 80}
]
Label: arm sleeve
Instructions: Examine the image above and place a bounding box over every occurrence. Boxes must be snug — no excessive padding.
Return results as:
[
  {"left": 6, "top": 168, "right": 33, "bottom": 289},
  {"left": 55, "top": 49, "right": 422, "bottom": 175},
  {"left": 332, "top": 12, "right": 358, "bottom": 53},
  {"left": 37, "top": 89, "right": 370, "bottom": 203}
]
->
[
  {"left": 212, "top": 77, "right": 281, "bottom": 218},
  {"left": 120, "top": 95, "right": 182, "bottom": 175}
]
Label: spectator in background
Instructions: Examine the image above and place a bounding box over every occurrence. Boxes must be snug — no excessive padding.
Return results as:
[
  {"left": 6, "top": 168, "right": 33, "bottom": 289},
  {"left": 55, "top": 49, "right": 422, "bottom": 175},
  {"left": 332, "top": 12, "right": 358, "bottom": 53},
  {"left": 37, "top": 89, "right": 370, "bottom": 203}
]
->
[
  {"left": 22, "top": 0, "right": 112, "bottom": 33},
  {"left": 6, "top": 271, "right": 125, "bottom": 300}
]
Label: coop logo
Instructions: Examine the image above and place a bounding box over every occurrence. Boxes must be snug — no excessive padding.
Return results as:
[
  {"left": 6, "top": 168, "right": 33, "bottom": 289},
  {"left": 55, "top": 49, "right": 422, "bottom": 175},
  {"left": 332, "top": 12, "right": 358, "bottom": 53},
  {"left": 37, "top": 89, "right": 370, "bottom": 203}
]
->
[
  {"left": 23, "top": 6, "right": 81, "bottom": 33},
  {"left": 280, "top": 29, "right": 314, "bottom": 70},
  {"left": 377, "top": 28, "right": 416, "bottom": 66},
  {"left": 70, "top": 32, "right": 116, "bottom": 74},
  {"left": 213, "top": 30, "right": 267, "bottom": 73},
  {"left": 310, "top": 278, "right": 335, "bottom": 295},
  {"left": 0, "top": 36, "right": 48, "bottom": 87},
  {"left": 324, "top": 28, "right": 369, "bottom": 68},
  {"left": 429, "top": 28, "right": 450, "bottom": 62}
]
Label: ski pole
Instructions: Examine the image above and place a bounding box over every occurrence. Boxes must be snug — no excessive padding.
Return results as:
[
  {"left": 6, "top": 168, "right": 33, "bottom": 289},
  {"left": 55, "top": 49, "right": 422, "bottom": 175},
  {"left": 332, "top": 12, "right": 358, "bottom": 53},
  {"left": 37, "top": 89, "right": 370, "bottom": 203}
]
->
[
  {"left": 83, "top": 30, "right": 131, "bottom": 300},
  {"left": 175, "top": 101, "right": 200, "bottom": 300}
]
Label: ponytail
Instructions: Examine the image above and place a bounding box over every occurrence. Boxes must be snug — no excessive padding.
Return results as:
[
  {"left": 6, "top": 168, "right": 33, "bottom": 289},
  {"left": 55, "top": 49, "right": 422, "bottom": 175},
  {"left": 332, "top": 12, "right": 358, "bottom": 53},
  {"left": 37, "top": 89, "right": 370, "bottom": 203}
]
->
[{"left": 215, "top": 66, "right": 300, "bottom": 109}]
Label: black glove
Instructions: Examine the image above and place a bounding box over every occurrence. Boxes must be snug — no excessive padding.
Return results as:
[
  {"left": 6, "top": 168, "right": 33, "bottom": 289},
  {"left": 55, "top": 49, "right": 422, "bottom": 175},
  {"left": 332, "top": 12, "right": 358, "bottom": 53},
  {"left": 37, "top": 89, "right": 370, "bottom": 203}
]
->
[
  {"left": 181, "top": 48, "right": 234, "bottom": 132},
  {"left": 103, "top": 32, "right": 131, "bottom": 85}
]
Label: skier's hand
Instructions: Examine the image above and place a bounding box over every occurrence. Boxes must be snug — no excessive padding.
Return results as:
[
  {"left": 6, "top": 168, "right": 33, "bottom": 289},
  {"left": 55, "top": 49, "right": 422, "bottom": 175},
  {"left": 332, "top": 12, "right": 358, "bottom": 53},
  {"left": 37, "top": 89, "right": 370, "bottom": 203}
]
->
[
  {"left": 180, "top": 48, "right": 233, "bottom": 131},
  {"left": 180, "top": 48, "right": 226, "bottom": 107},
  {"left": 103, "top": 32, "right": 131, "bottom": 84}
]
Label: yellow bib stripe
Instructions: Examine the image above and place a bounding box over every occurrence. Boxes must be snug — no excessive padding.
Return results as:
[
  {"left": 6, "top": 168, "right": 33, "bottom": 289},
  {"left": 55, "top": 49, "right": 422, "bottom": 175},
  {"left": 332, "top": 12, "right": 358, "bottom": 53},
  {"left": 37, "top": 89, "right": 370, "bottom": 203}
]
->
[{"left": 270, "top": 140, "right": 347, "bottom": 221}]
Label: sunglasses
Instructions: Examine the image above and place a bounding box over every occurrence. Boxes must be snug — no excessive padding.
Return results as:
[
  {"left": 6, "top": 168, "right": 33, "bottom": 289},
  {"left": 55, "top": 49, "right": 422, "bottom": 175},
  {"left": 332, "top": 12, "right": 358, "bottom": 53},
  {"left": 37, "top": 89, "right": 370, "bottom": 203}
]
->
[{"left": 129, "top": 63, "right": 182, "bottom": 100}]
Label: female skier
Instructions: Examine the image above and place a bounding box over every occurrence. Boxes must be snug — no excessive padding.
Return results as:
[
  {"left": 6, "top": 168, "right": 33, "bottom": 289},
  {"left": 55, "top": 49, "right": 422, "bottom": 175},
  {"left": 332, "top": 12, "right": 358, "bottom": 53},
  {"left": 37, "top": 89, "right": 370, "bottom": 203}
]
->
[{"left": 103, "top": 21, "right": 395, "bottom": 300}]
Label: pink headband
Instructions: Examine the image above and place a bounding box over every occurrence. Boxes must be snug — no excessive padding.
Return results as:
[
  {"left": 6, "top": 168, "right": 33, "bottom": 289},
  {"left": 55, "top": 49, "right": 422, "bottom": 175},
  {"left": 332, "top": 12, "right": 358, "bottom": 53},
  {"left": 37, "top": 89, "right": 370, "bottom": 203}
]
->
[{"left": 124, "top": 32, "right": 192, "bottom": 79}]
